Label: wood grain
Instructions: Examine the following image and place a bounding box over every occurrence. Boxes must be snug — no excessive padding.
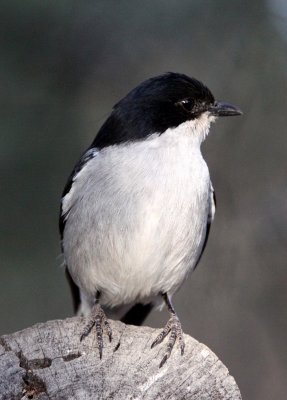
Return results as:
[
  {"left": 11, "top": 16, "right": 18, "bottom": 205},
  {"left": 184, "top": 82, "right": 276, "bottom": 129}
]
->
[{"left": 0, "top": 317, "right": 242, "bottom": 399}]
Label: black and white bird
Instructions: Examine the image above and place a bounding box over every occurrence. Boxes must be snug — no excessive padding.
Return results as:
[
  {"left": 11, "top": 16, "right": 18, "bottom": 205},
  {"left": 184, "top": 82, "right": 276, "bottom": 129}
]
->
[{"left": 60, "top": 72, "right": 242, "bottom": 367}]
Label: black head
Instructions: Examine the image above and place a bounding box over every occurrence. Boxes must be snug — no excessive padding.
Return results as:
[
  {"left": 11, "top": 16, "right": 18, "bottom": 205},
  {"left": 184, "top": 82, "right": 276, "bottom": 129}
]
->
[{"left": 93, "top": 72, "right": 242, "bottom": 149}]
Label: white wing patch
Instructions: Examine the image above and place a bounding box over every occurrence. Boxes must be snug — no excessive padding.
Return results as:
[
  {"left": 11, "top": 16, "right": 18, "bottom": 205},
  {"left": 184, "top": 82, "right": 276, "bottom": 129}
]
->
[
  {"left": 61, "top": 148, "right": 99, "bottom": 221},
  {"left": 210, "top": 182, "right": 216, "bottom": 222}
]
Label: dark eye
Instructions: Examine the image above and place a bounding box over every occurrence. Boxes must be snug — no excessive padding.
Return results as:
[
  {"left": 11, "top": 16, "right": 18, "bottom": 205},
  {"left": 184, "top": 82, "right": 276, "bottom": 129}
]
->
[{"left": 177, "top": 98, "right": 194, "bottom": 112}]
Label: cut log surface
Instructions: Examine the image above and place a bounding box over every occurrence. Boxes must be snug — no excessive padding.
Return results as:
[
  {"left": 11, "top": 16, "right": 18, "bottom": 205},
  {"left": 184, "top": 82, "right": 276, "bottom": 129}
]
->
[{"left": 0, "top": 317, "right": 242, "bottom": 400}]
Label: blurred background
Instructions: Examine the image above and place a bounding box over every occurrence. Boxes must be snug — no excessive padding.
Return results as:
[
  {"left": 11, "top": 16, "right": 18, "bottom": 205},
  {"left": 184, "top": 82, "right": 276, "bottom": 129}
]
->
[{"left": 1, "top": 0, "right": 287, "bottom": 398}]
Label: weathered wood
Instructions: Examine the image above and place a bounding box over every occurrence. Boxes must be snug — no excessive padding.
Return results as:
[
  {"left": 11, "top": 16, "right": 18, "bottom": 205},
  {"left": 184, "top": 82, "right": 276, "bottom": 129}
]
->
[{"left": 0, "top": 317, "right": 241, "bottom": 399}]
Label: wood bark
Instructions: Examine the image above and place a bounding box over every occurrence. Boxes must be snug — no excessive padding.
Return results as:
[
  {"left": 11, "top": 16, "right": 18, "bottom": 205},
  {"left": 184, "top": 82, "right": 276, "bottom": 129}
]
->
[{"left": 0, "top": 317, "right": 241, "bottom": 399}]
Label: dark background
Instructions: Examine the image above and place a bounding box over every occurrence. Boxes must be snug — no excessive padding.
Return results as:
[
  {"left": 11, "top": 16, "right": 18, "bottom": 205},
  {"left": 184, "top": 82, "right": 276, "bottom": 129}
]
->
[{"left": 1, "top": 1, "right": 287, "bottom": 398}]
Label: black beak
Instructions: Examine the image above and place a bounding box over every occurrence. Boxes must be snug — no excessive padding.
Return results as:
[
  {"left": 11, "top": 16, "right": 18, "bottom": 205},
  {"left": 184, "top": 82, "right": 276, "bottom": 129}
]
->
[{"left": 209, "top": 101, "right": 243, "bottom": 117}]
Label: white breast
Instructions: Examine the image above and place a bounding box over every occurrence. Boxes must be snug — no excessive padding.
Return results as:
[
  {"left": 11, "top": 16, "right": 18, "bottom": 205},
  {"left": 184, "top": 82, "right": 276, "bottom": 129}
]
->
[{"left": 63, "top": 117, "right": 212, "bottom": 308}]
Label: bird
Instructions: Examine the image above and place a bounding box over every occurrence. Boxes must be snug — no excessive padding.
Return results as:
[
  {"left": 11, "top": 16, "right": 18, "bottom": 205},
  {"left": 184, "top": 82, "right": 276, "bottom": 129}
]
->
[{"left": 59, "top": 72, "right": 242, "bottom": 367}]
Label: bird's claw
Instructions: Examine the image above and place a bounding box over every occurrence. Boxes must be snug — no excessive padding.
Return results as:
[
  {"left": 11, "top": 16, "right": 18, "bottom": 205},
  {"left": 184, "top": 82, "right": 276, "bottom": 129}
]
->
[
  {"left": 151, "top": 314, "right": 185, "bottom": 367},
  {"left": 80, "top": 303, "right": 112, "bottom": 359}
]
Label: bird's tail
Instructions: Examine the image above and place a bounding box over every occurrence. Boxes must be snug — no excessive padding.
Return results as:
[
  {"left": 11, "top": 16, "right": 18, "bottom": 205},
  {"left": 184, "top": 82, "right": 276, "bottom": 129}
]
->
[
  {"left": 65, "top": 267, "right": 81, "bottom": 314},
  {"left": 120, "top": 303, "right": 153, "bottom": 326}
]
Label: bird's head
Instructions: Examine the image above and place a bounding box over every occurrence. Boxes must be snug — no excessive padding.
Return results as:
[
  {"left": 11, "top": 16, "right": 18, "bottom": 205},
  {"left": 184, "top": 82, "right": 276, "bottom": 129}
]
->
[{"left": 95, "top": 72, "right": 242, "bottom": 148}]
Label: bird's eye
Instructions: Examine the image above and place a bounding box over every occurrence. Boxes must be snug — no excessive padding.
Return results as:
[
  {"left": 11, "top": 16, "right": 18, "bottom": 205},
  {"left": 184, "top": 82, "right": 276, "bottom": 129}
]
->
[{"left": 177, "top": 99, "right": 194, "bottom": 112}]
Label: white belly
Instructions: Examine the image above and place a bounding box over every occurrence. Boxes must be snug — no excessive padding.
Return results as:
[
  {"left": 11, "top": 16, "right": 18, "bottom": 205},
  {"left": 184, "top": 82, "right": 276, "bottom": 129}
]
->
[{"left": 63, "top": 131, "right": 211, "bottom": 308}]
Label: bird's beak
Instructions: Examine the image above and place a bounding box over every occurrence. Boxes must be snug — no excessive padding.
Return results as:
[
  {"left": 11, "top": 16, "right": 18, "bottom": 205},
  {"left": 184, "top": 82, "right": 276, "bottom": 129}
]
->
[{"left": 209, "top": 101, "right": 243, "bottom": 117}]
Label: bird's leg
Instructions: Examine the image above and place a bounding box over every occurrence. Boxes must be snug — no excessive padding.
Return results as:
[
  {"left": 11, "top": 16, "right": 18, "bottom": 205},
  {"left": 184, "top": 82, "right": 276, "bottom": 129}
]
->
[
  {"left": 151, "top": 293, "right": 185, "bottom": 367},
  {"left": 80, "top": 291, "right": 112, "bottom": 359}
]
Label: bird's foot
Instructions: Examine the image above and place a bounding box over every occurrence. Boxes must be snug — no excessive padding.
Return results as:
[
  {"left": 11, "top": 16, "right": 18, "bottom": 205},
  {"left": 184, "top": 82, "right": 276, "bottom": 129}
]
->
[
  {"left": 151, "top": 314, "right": 185, "bottom": 368},
  {"left": 80, "top": 303, "right": 112, "bottom": 359}
]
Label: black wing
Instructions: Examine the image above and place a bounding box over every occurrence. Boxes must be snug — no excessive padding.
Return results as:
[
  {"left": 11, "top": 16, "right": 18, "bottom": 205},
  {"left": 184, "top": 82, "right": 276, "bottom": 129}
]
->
[
  {"left": 59, "top": 148, "right": 98, "bottom": 313},
  {"left": 120, "top": 303, "right": 154, "bottom": 326},
  {"left": 194, "top": 186, "right": 216, "bottom": 270},
  {"left": 59, "top": 112, "right": 127, "bottom": 238},
  {"left": 59, "top": 148, "right": 98, "bottom": 240}
]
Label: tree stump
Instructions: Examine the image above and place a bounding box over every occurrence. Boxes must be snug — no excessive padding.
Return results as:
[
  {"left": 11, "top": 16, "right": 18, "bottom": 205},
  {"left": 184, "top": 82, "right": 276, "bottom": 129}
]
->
[{"left": 0, "top": 317, "right": 241, "bottom": 399}]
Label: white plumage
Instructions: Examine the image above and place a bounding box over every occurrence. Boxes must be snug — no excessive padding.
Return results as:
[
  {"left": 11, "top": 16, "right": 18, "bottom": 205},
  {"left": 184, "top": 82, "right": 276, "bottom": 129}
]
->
[{"left": 62, "top": 113, "right": 215, "bottom": 313}]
